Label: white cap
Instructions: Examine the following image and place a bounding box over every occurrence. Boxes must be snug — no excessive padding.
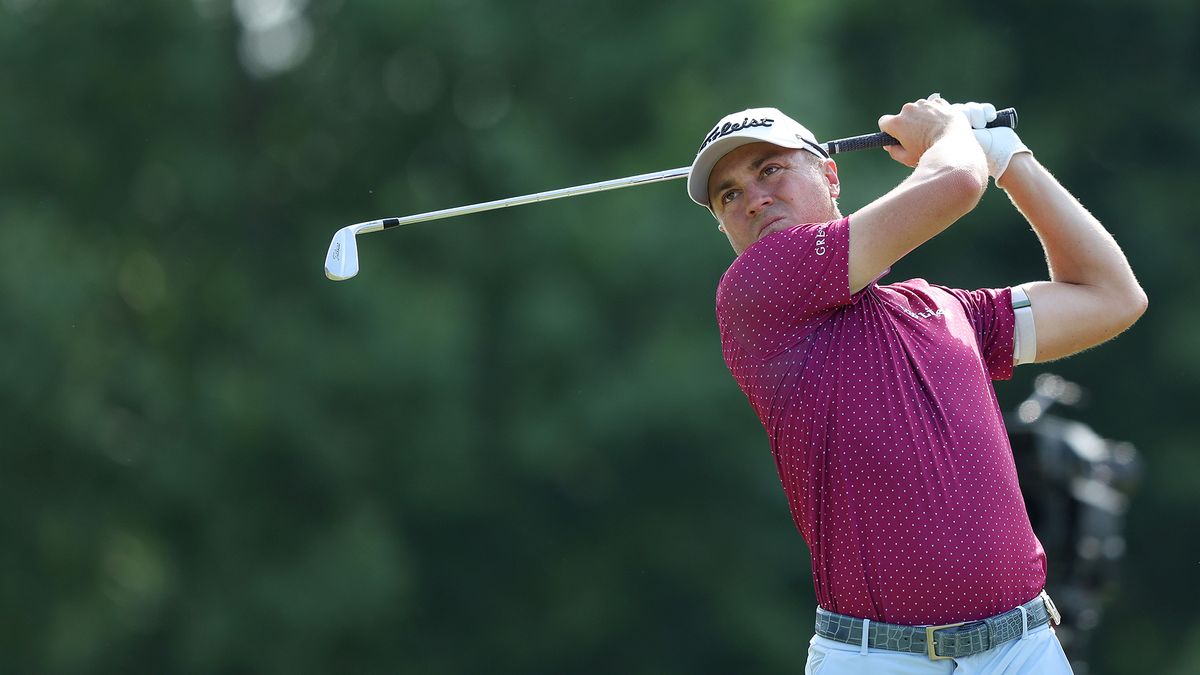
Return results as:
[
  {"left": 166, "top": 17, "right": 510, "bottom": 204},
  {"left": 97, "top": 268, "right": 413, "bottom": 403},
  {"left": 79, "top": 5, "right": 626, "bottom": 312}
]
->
[{"left": 687, "top": 107, "right": 828, "bottom": 207}]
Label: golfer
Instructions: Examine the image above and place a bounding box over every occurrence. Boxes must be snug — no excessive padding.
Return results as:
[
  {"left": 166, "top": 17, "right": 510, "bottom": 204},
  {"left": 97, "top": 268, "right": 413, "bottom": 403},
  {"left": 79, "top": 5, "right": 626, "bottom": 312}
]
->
[{"left": 687, "top": 95, "right": 1146, "bottom": 674}]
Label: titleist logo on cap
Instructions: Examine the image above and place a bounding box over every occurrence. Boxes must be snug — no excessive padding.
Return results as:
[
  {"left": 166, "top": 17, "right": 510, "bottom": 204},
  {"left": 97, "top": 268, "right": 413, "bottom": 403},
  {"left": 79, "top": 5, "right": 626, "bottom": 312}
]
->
[{"left": 698, "top": 117, "right": 774, "bottom": 153}]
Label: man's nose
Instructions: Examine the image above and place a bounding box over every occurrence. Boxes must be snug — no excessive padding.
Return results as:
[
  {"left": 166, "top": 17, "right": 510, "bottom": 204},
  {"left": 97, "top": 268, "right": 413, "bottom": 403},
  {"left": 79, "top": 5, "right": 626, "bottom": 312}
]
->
[{"left": 746, "top": 185, "right": 773, "bottom": 217}]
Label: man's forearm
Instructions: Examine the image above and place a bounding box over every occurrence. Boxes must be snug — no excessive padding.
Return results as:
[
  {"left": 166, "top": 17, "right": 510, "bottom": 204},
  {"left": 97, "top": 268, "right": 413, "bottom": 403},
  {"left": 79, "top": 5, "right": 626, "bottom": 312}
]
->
[
  {"left": 847, "top": 97, "right": 987, "bottom": 294},
  {"left": 915, "top": 122, "right": 990, "bottom": 189},
  {"left": 997, "top": 153, "right": 1145, "bottom": 304}
]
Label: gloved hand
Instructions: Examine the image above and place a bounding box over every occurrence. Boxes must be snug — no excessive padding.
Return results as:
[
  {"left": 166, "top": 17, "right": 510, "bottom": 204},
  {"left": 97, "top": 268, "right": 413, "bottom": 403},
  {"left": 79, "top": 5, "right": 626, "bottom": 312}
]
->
[
  {"left": 953, "top": 101, "right": 1031, "bottom": 179},
  {"left": 952, "top": 101, "right": 997, "bottom": 129}
]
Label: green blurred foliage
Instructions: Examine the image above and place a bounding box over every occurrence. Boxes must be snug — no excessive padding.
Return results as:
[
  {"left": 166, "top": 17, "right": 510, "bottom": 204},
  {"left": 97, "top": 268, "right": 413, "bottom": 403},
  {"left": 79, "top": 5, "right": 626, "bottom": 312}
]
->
[{"left": 1, "top": 0, "right": 1196, "bottom": 672}]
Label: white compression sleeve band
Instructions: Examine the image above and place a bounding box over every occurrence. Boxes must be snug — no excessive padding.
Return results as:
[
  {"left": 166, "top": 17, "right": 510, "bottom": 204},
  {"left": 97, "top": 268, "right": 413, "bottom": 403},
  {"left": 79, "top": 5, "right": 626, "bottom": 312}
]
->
[{"left": 1012, "top": 284, "right": 1036, "bottom": 365}]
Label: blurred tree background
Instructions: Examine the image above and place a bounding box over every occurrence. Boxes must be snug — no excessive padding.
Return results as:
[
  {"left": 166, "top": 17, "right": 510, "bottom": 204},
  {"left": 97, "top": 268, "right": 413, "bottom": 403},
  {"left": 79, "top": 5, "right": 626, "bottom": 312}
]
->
[{"left": 1, "top": 0, "right": 1196, "bottom": 673}]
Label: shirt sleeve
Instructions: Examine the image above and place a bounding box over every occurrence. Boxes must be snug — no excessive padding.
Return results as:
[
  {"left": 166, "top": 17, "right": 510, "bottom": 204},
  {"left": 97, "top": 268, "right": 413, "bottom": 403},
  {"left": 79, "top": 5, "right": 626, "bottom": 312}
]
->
[
  {"left": 716, "top": 217, "right": 851, "bottom": 359},
  {"left": 938, "top": 285, "right": 1016, "bottom": 381}
]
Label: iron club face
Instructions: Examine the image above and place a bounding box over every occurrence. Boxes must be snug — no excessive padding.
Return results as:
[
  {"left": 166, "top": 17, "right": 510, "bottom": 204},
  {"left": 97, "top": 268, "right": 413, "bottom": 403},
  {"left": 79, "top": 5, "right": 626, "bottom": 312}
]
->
[
  {"left": 324, "top": 220, "right": 387, "bottom": 280},
  {"left": 324, "top": 226, "right": 358, "bottom": 280}
]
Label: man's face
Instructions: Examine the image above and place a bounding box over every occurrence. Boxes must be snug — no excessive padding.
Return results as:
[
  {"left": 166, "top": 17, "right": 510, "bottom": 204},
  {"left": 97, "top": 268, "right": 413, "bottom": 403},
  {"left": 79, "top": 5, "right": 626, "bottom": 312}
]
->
[{"left": 707, "top": 142, "right": 841, "bottom": 255}]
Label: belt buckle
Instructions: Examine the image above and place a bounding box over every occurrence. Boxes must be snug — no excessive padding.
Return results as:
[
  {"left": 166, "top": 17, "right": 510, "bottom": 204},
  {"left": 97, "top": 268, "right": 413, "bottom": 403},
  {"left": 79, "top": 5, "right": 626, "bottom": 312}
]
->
[
  {"left": 1041, "top": 591, "right": 1062, "bottom": 626},
  {"left": 925, "top": 622, "right": 966, "bottom": 660}
]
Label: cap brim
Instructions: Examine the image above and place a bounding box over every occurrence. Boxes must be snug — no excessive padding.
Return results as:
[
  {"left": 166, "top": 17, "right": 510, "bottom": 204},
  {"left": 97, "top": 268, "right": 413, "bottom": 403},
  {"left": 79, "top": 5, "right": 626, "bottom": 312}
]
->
[{"left": 687, "top": 132, "right": 807, "bottom": 207}]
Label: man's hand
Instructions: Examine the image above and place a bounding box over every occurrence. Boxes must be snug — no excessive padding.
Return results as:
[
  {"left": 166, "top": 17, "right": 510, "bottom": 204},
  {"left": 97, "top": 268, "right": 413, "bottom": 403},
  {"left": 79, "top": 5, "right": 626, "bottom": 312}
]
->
[
  {"left": 953, "top": 100, "right": 1031, "bottom": 179},
  {"left": 878, "top": 94, "right": 973, "bottom": 167},
  {"left": 952, "top": 101, "right": 997, "bottom": 129}
]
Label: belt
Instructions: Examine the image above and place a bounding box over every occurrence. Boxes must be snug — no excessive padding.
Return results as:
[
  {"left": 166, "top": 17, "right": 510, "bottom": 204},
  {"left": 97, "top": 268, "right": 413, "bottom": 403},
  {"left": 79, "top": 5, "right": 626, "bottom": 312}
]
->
[{"left": 814, "top": 591, "right": 1062, "bottom": 661}]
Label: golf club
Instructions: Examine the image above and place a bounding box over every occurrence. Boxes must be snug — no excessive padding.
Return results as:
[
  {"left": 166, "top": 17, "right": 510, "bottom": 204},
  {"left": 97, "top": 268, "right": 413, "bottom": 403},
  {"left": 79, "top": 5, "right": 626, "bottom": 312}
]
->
[{"left": 324, "top": 108, "right": 1016, "bottom": 280}]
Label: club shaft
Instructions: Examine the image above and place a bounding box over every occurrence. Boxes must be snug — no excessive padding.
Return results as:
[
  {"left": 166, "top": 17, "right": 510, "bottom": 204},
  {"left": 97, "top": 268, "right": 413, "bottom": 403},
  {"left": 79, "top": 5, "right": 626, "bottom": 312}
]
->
[
  {"left": 375, "top": 166, "right": 690, "bottom": 231},
  {"left": 360, "top": 106, "right": 1018, "bottom": 232}
]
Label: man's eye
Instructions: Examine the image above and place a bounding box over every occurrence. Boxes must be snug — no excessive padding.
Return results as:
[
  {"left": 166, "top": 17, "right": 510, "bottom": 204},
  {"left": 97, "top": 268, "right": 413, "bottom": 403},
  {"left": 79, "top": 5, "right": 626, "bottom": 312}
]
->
[
  {"left": 721, "top": 190, "right": 739, "bottom": 205},
  {"left": 763, "top": 165, "right": 780, "bottom": 177}
]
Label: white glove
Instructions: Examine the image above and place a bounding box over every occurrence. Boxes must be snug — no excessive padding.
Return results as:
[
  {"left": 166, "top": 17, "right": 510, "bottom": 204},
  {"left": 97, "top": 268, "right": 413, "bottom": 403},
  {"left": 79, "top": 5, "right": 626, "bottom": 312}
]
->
[
  {"left": 952, "top": 101, "right": 997, "bottom": 129},
  {"left": 973, "top": 127, "right": 1030, "bottom": 179},
  {"left": 953, "top": 101, "right": 1030, "bottom": 179}
]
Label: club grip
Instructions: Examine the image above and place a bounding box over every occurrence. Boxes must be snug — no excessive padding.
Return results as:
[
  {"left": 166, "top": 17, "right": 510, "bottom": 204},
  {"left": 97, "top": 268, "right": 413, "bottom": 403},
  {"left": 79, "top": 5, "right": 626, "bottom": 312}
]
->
[{"left": 824, "top": 107, "right": 1017, "bottom": 155}]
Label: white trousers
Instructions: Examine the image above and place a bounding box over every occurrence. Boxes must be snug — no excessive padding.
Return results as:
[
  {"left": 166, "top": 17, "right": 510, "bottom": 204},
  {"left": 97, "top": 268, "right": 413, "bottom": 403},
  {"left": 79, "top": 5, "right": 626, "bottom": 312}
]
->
[{"left": 804, "top": 623, "right": 1074, "bottom": 674}]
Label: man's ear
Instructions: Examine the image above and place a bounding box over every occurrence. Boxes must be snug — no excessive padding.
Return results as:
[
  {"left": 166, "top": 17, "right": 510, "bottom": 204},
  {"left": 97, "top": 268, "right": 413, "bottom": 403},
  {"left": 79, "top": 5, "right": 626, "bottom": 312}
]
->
[
  {"left": 824, "top": 159, "right": 840, "bottom": 199},
  {"left": 711, "top": 207, "right": 725, "bottom": 232}
]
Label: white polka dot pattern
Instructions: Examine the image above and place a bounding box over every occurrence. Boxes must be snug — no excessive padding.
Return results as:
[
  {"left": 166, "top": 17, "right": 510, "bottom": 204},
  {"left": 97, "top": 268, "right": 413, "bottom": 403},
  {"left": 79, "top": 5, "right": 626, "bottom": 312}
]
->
[{"left": 716, "top": 216, "right": 1047, "bottom": 626}]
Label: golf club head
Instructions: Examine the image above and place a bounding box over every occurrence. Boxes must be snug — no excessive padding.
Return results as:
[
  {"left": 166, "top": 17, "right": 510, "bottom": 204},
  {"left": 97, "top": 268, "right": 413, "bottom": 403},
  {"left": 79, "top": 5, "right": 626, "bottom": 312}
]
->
[{"left": 325, "top": 226, "right": 360, "bottom": 280}]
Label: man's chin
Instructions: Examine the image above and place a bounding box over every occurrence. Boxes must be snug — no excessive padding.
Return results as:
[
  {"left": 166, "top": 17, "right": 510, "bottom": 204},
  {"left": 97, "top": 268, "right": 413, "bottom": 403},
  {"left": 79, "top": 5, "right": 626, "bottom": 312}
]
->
[{"left": 756, "top": 222, "right": 787, "bottom": 242}]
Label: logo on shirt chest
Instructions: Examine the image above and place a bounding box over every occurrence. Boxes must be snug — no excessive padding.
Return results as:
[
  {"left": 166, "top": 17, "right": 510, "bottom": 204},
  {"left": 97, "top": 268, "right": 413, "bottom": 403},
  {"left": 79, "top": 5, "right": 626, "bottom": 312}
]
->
[
  {"left": 903, "top": 306, "right": 945, "bottom": 320},
  {"left": 815, "top": 224, "right": 827, "bottom": 256}
]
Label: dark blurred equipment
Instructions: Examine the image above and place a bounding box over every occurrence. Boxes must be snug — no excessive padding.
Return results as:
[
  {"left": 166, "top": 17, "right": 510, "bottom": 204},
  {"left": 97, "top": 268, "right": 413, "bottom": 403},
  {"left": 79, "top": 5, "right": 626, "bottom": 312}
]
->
[{"left": 1007, "top": 374, "right": 1142, "bottom": 675}]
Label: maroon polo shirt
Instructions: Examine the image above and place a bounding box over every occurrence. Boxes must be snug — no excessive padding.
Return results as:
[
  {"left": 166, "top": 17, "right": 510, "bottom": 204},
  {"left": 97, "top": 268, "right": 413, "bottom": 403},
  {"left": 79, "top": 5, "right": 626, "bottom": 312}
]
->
[{"left": 716, "top": 216, "right": 1046, "bottom": 625}]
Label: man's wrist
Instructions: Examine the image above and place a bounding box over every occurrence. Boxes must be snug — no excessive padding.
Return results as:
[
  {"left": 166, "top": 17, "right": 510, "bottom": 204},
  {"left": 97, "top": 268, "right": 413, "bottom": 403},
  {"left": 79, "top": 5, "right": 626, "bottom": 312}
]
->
[{"left": 996, "top": 151, "right": 1035, "bottom": 189}]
